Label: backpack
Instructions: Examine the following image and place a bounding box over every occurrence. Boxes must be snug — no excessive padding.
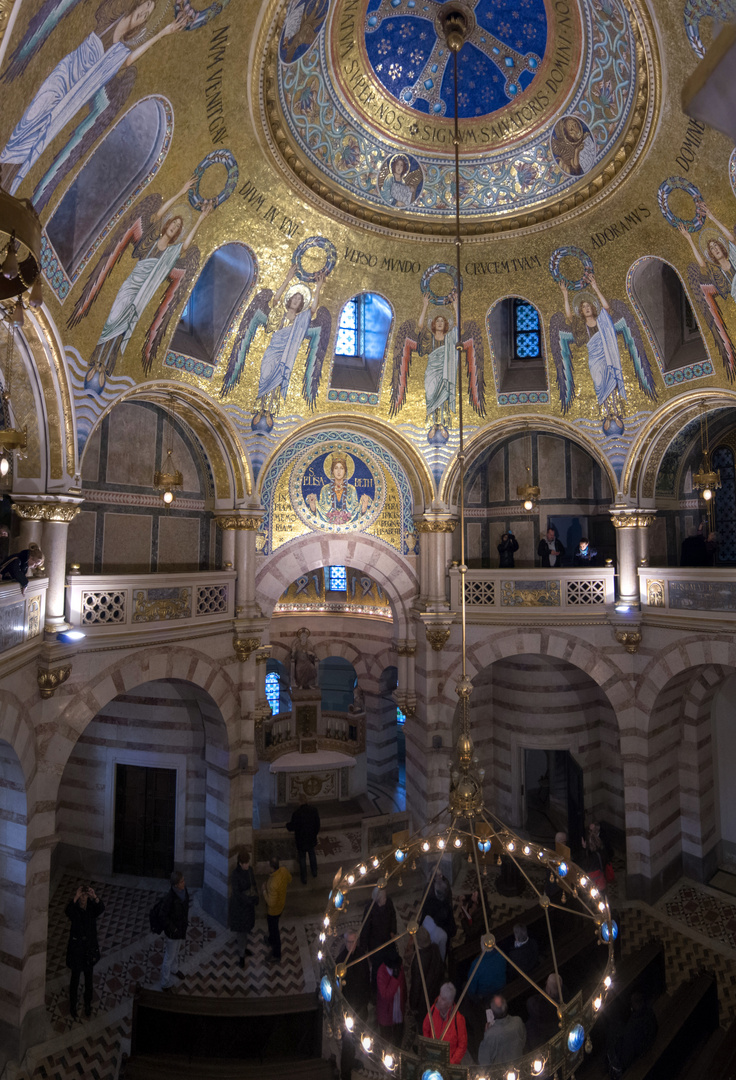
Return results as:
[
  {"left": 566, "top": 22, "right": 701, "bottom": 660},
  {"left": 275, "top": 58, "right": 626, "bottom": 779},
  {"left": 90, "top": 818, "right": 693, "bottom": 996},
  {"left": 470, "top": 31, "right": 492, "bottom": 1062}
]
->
[{"left": 149, "top": 896, "right": 166, "bottom": 935}]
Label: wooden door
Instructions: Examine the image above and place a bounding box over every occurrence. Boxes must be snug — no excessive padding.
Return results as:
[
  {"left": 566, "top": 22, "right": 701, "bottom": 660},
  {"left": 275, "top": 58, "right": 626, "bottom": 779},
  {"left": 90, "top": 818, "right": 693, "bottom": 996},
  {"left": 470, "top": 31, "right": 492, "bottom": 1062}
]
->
[{"left": 113, "top": 764, "right": 176, "bottom": 877}]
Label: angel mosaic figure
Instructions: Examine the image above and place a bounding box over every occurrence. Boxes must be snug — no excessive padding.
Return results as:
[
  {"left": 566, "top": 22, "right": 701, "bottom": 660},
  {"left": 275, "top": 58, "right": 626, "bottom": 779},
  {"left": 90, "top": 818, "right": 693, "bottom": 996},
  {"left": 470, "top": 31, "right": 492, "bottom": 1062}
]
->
[
  {"left": 551, "top": 272, "right": 656, "bottom": 433},
  {"left": 378, "top": 154, "right": 422, "bottom": 209},
  {"left": 0, "top": 0, "right": 194, "bottom": 198},
  {"left": 389, "top": 288, "right": 485, "bottom": 444},
  {"left": 68, "top": 175, "right": 215, "bottom": 387},
  {"left": 676, "top": 206, "right": 736, "bottom": 380},
  {"left": 220, "top": 264, "right": 332, "bottom": 431}
]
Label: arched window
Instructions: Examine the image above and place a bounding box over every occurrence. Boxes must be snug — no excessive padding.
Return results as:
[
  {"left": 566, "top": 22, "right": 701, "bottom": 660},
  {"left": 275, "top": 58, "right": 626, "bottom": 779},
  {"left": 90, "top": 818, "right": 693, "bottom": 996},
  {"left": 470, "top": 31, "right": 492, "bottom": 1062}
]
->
[
  {"left": 169, "top": 243, "right": 256, "bottom": 366},
  {"left": 319, "top": 657, "right": 357, "bottom": 712},
  {"left": 265, "top": 658, "right": 291, "bottom": 715},
  {"left": 487, "top": 296, "right": 548, "bottom": 398},
  {"left": 330, "top": 292, "right": 393, "bottom": 397},
  {"left": 43, "top": 96, "right": 172, "bottom": 300},
  {"left": 327, "top": 565, "right": 347, "bottom": 591},
  {"left": 628, "top": 257, "right": 707, "bottom": 375}
]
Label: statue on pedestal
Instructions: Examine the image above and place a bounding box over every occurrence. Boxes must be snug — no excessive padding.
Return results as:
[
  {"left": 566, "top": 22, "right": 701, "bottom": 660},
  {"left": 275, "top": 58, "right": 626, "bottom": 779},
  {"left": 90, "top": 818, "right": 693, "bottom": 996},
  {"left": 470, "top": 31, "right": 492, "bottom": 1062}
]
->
[{"left": 291, "top": 627, "right": 319, "bottom": 690}]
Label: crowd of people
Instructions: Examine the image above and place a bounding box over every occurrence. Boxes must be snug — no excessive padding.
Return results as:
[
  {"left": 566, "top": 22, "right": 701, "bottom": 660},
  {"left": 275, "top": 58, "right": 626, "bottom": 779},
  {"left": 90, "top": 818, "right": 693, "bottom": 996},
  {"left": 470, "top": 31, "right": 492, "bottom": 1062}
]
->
[
  {"left": 62, "top": 813, "right": 646, "bottom": 1080},
  {"left": 495, "top": 526, "right": 600, "bottom": 569}
]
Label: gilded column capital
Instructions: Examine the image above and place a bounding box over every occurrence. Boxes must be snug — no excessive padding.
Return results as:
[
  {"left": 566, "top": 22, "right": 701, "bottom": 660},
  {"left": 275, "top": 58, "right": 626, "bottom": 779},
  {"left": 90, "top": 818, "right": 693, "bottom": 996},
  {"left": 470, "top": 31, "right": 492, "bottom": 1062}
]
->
[
  {"left": 233, "top": 636, "right": 261, "bottom": 662},
  {"left": 215, "top": 512, "right": 264, "bottom": 531},
  {"left": 13, "top": 501, "right": 81, "bottom": 523},
  {"left": 633, "top": 513, "right": 657, "bottom": 528},
  {"left": 426, "top": 626, "right": 452, "bottom": 651},
  {"left": 396, "top": 644, "right": 417, "bottom": 657},
  {"left": 37, "top": 665, "right": 72, "bottom": 699},
  {"left": 414, "top": 518, "right": 457, "bottom": 534},
  {"left": 615, "top": 629, "right": 642, "bottom": 654}
]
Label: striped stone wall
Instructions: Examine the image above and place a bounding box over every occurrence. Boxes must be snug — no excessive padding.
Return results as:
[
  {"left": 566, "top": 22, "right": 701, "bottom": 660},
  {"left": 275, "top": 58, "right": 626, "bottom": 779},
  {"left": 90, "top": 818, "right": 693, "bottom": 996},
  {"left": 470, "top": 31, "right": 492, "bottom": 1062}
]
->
[
  {"left": 0, "top": 741, "right": 26, "bottom": 1035},
  {"left": 55, "top": 679, "right": 233, "bottom": 902},
  {"left": 467, "top": 655, "right": 623, "bottom": 833}
]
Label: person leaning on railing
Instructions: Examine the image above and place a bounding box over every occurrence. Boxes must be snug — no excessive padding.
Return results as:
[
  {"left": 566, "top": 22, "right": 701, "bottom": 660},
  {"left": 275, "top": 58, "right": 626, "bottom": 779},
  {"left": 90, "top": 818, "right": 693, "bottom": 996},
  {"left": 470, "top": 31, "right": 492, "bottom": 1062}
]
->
[{"left": 0, "top": 542, "right": 44, "bottom": 595}]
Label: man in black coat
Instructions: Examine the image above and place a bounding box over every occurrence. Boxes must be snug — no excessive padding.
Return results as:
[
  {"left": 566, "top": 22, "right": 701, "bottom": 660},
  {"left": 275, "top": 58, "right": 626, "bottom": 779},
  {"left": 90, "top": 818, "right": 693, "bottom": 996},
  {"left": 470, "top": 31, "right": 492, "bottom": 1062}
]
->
[
  {"left": 65, "top": 883, "right": 105, "bottom": 1018},
  {"left": 510, "top": 923, "right": 539, "bottom": 975},
  {"left": 230, "top": 848, "right": 258, "bottom": 967},
  {"left": 538, "top": 527, "right": 565, "bottom": 567},
  {"left": 160, "top": 870, "right": 189, "bottom": 991},
  {"left": 286, "top": 793, "right": 321, "bottom": 884}
]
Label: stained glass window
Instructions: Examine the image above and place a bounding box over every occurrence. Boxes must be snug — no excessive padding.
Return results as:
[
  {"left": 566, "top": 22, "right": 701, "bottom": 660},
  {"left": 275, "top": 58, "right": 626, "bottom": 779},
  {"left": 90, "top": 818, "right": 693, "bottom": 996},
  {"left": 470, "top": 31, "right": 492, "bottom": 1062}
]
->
[
  {"left": 334, "top": 293, "right": 392, "bottom": 359},
  {"left": 265, "top": 671, "right": 280, "bottom": 714},
  {"left": 328, "top": 565, "right": 347, "bottom": 591},
  {"left": 514, "top": 299, "right": 541, "bottom": 359},
  {"left": 397, "top": 706, "right": 406, "bottom": 726}
]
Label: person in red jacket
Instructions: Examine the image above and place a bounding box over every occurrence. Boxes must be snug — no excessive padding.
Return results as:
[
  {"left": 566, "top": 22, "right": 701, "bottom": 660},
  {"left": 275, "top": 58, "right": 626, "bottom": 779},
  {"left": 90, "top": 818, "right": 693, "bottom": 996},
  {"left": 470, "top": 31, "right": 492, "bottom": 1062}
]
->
[
  {"left": 422, "top": 982, "right": 468, "bottom": 1065},
  {"left": 376, "top": 944, "right": 406, "bottom": 1045}
]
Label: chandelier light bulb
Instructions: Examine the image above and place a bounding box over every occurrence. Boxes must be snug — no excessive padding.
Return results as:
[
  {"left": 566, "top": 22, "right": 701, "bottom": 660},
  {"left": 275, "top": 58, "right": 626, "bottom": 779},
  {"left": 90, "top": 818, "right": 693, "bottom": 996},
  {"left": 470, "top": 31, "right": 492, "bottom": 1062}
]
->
[
  {"left": 523, "top": 498, "right": 533, "bottom": 511},
  {"left": 361, "top": 1035, "right": 373, "bottom": 1053},
  {"left": 28, "top": 277, "right": 44, "bottom": 309},
  {"left": 12, "top": 299, "right": 24, "bottom": 327},
  {"left": 532, "top": 1061, "right": 544, "bottom": 1075},
  {"left": 703, "top": 487, "right": 712, "bottom": 500},
  {"left": 0, "top": 456, "right": 8, "bottom": 477},
  {"left": 162, "top": 489, "right": 174, "bottom": 504},
  {"left": 1, "top": 241, "right": 18, "bottom": 280},
  {"left": 344, "top": 1014, "right": 354, "bottom": 1031}
]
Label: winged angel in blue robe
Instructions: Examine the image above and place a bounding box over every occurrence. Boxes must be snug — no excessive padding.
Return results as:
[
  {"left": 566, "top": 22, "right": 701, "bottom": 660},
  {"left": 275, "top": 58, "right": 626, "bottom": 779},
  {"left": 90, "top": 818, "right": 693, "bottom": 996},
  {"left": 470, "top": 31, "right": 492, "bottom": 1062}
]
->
[
  {"left": 389, "top": 289, "right": 485, "bottom": 444},
  {"left": 220, "top": 265, "right": 332, "bottom": 431},
  {"left": 551, "top": 274, "right": 657, "bottom": 433},
  {"left": 0, "top": 0, "right": 199, "bottom": 209}
]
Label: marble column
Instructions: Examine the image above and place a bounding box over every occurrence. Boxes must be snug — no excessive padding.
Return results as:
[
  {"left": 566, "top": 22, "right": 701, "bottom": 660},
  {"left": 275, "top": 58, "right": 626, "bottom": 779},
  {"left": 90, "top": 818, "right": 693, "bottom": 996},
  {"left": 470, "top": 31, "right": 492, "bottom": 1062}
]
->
[
  {"left": 636, "top": 512, "right": 656, "bottom": 567},
  {"left": 415, "top": 516, "right": 457, "bottom": 612},
  {"left": 215, "top": 510, "right": 264, "bottom": 619},
  {"left": 611, "top": 508, "right": 640, "bottom": 607},
  {"left": 13, "top": 499, "right": 82, "bottom": 634}
]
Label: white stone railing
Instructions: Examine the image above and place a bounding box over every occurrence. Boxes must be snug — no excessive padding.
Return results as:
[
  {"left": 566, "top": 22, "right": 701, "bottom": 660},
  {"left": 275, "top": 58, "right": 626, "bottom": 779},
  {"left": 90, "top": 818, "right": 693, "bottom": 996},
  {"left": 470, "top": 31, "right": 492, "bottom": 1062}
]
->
[
  {"left": 0, "top": 577, "right": 47, "bottom": 655},
  {"left": 639, "top": 567, "right": 736, "bottom": 621},
  {"left": 65, "top": 570, "right": 237, "bottom": 636},
  {"left": 449, "top": 567, "right": 615, "bottom": 618}
]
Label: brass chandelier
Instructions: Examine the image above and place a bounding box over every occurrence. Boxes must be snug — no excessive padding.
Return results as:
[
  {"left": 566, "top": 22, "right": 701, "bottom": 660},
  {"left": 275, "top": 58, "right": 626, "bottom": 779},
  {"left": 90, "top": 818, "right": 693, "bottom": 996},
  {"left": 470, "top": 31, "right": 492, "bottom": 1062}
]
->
[{"left": 317, "top": 9, "right": 616, "bottom": 1080}]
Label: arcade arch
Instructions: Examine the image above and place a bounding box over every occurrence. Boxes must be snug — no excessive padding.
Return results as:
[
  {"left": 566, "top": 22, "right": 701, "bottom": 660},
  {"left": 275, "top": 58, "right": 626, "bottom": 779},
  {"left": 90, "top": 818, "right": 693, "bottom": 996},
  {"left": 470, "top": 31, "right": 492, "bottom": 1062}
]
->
[{"left": 55, "top": 678, "right": 231, "bottom": 922}]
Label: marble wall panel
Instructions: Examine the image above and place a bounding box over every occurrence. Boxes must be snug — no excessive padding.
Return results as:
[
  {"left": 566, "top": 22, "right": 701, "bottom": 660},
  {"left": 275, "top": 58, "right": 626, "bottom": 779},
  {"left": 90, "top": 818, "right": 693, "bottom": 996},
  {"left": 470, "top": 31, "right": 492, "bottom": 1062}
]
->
[
  {"left": 158, "top": 515, "right": 200, "bottom": 572},
  {"left": 106, "top": 403, "right": 158, "bottom": 488},
  {"left": 67, "top": 510, "right": 97, "bottom": 574},
  {"left": 102, "top": 513, "right": 152, "bottom": 572}
]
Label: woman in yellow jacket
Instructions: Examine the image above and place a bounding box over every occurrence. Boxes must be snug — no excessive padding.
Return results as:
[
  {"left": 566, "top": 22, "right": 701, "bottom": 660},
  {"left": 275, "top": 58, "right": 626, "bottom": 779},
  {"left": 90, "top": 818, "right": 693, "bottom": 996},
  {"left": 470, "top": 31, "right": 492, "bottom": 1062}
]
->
[{"left": 262, "top": 856, "right": 292, "bottom": 961}]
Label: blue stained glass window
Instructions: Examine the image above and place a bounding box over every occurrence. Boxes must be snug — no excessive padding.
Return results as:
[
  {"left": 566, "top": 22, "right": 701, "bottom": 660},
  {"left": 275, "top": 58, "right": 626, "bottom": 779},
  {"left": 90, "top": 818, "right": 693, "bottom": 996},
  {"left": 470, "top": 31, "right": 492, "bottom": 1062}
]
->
[
  {"left": 329, "top": 565, "right": 347, "bottom": 591},
  {"left": 397, "top": 707, "right": 406, "bottom": 725},
  {"left": 334, "top": 293, "right": 392, "bottom": 359},
  {"left": 335, "top": 298, "right": 358, "bottom": 355},
  {"left": 265, "top": 671, "right": 280, "bottom": 714},
  {"left": 514, "top": 299, "right": 541, "bottom": 359}
]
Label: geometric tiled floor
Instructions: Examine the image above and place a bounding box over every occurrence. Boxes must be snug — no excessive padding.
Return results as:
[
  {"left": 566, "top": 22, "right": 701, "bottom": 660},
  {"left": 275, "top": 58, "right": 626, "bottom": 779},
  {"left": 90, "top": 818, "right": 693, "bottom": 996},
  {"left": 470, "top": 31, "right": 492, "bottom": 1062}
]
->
[{"left": 8, "top": 871, "right": 736, "bottom": 1080}]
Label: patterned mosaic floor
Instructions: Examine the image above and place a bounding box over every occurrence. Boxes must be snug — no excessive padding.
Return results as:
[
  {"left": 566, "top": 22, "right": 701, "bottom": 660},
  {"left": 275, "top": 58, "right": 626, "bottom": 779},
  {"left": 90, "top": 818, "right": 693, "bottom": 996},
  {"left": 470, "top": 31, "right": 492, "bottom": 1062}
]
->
[{"left": 7, "top": 871, "right": 736, "bottom": 1079}]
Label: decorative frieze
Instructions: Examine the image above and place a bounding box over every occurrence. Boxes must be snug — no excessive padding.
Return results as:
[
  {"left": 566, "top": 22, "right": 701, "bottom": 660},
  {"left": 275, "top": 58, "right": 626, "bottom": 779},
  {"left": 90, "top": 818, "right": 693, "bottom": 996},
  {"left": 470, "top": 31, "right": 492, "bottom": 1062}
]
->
[{"left": 13, "top": 502, "right": 80, "bottom": 523}]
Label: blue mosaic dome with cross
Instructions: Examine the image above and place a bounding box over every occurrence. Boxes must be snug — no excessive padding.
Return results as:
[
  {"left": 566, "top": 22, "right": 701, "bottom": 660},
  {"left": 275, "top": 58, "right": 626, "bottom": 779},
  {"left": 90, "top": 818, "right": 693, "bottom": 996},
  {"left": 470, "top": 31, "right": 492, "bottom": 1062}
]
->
[{"left": 364, "top": 0, "right": 547, "bottom": 118}]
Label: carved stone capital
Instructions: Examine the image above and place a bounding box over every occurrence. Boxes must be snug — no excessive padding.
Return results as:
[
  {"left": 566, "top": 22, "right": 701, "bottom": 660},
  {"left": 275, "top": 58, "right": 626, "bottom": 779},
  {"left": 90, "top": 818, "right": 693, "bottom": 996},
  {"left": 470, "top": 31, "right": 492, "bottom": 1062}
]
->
[
  {"left": 233, "top": 636, "right": 261, "bottom": 662},
  {"left": 610, "top": 512, "right": 638, "bottom": 530},
  {"left": 415, "top": 519, "right": 457, "bottom": 534},
  {"left": 426, "top": 626, "right": 452, "bottom": 651},
  {"left": 37, "top": 665, "right": 71, "bottom": 699},
  {"left": 14, "top": 501, "right": 81, "bottom": 523},
  {"left": 255, "top": 646, "right": 272, "bottom": 665},
  {"left": 396, "top": 644, "right": 416, "bottom": 657},
  {"left": 615, "top": 629, "right": 642, "bottom": 654},
  {"left": 216, "top": 514, "right": 263, "bottom": 531}
]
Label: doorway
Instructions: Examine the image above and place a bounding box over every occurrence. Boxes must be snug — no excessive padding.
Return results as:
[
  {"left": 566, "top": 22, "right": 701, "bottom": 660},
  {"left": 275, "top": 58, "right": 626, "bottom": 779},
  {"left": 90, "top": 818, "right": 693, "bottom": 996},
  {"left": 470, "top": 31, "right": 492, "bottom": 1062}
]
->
[
  {"left": 113, "top": 764, "right": 176, "bottom": 877},
  {"left": 523, "top": 749, "right": 584, "bottom": 846}
]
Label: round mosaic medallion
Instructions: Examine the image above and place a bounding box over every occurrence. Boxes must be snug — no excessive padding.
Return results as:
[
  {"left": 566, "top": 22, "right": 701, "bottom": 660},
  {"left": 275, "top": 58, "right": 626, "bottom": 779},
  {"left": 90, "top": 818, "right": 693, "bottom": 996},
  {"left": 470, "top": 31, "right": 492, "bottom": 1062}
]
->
[{"left": 258, "top": 0, "right": 657, "bottom": 237}]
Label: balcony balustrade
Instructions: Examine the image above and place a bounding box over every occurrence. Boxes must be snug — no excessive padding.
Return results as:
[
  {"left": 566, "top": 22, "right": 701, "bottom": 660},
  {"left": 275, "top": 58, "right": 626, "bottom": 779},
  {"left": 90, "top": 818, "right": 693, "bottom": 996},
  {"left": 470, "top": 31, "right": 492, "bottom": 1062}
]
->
[
  {"left": 65, "top": 570, "right": 237, "bottom": 637},
  {"left": 449, "top": 566, "right": 616, "bottom": 621},
  {"left": 0, "top": 577, "right": 47, "bottom": 656},
  {"left": 639, "top": 567, "right": 736, "bottom": 622}
]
